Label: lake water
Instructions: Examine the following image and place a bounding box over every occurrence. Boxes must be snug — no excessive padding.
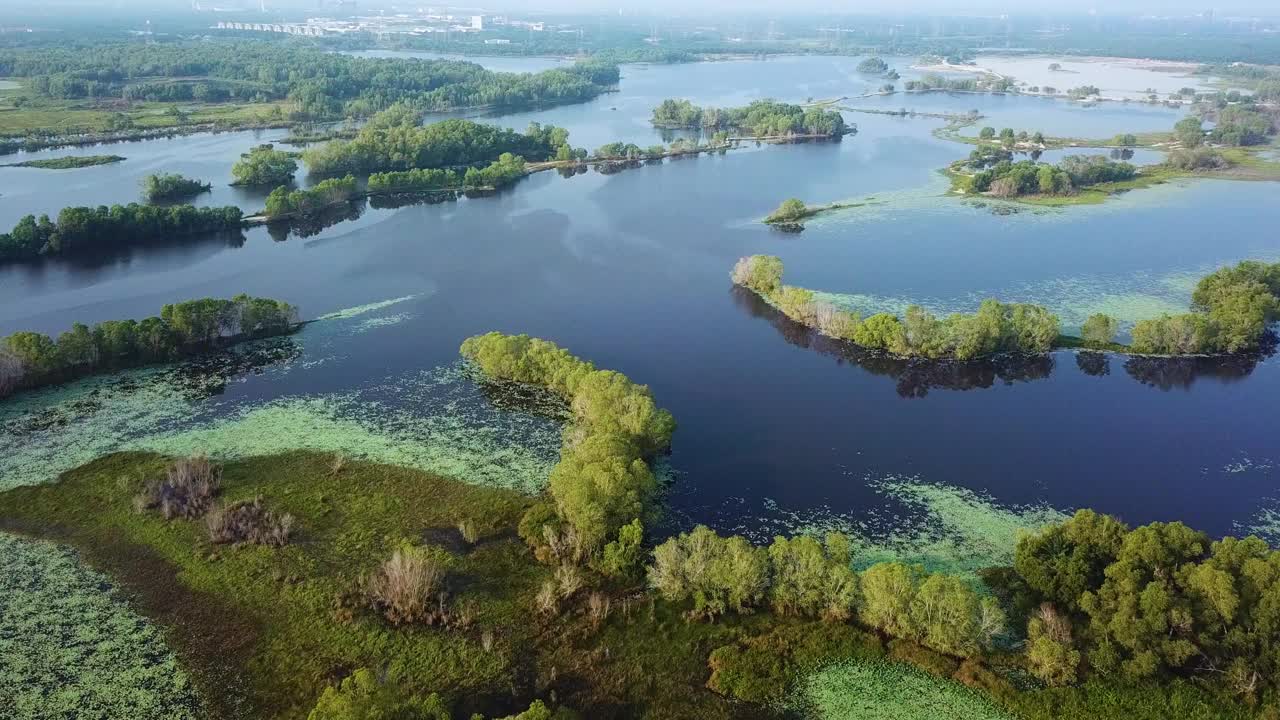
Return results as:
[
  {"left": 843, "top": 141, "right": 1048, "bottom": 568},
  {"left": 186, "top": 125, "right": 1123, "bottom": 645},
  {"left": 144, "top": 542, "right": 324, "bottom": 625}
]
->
[{"left": 2, "top": 54, "right": 1277, "bottom": 570}]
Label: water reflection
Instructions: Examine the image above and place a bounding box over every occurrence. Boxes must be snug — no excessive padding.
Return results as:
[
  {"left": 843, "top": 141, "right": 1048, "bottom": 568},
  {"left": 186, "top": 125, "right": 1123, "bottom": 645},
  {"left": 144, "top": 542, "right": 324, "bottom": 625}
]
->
[
  {"left": 731, "top": 285, "right": 1054, "bottom": 398},
  {"left": 733, "top": 285, "right": 1270, "bottom": 395}
]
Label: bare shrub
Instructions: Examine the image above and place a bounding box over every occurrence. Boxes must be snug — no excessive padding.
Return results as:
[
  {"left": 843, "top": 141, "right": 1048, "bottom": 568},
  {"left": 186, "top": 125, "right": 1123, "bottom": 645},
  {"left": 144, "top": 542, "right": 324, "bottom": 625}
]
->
[
  {"left": 542, "top": 524, "right": 586, "bottom": 566},
  {"left": 135, "top": 456, "right": 221, "bottom": 519},
  {"left": 205, "top": 497, "right": 295, "bottom": 547},
  {"left": 364, "top": 548, "right": 445, "bottom": 626},
  {"left": 556, "top": 564, "right": 584, "bottom": 599},
  {"left": 0, "top": 351, "right": 24, "bottom": 400},
  {"left": 457, "top": 518, "right": 479, "bottom": 545},
  {"left": 588, "top": 592, "right": 611, "bottom": 628},
  {"left": 536, "top": 580, "right": 559, "bottom": 616},
  {"left": 1036, "top": 603, "right": 1072, "bottom": 644},
  {"left": 481, "top": 629, "right": 495, "bottom": 652},
  {"left": 730, "top": 256, "right": 755, "bottom": 286},
  {"left": 328, "top": 452, "right": 346, "bottom": 476}
]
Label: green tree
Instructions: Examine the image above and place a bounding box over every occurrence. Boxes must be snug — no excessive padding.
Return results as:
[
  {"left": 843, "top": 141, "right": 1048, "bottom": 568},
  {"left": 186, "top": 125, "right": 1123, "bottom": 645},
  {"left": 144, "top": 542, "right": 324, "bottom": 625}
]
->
[
  {"left": 1174, "top": 117, "right": 1205, "bottom": 148},
  {"left": 1081, "top": 313, "right": 1119, "bottom": 347},
  {"left": 979, "top": 126, "right": 996, "bottom": 139},
  {"left": 232, "top": 144, "right": 298, "bottom": 186}
]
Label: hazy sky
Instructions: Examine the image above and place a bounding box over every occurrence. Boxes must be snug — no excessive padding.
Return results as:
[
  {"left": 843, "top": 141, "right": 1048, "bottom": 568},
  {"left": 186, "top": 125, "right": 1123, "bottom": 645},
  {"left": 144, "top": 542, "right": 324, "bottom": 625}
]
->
[{"left": 11, "top": 0, "right": 1280, "bottom": 19}]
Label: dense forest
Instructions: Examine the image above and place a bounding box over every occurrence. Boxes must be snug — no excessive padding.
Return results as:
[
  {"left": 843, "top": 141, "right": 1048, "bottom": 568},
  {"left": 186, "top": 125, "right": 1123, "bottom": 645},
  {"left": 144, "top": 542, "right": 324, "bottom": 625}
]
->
[
  {"left": 301, "top": 105, "right": 573, "bottom": 175},
  {"left": 0, "top": 295, "right": 298, "bottom": 400},
  {"left": 650, "top": 99, "right": 847, "bottom": 137},
  {"left": 0, "top": 204, "right": 243, "bottom": 262},
  {"left": 0, "top": 40, "right": 620, "bottom": 119}
]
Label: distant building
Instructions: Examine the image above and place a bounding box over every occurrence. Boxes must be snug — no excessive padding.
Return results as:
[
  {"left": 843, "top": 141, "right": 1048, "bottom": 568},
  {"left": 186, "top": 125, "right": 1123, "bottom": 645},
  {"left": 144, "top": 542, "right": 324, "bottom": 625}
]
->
[
  {"left": 471, "top": 15, "right": 483, "bottom": 31},
  {"left": 484, "top": 38, "right": 510, "bottom": 44}
]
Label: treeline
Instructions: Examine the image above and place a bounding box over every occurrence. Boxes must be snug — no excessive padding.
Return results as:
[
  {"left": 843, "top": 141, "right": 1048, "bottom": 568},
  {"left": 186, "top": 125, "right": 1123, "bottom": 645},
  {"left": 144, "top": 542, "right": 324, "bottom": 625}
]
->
[
  {"left": 460, "top": 333, "right": 675, "bottom": 556},
  {"left": 652, "top": 527, "right": 1004, "bottom": 658},
  {"left": 301, "top": 106, "right": 573, "bottom": 175},
  {"left": 0, "top": 295, "right": 298, "bottom": 400},
  {"left": 0, "top": 203, "right": 243, "bottom": 262},
  {"left": 0, "top": 40, "right": 619, "bottom": 120},
  {"left": 141, "top": 173, "right": 211, "bottom": 202},
  {"left": 264, "top": 176, "right": 359, "bottom": 220},
  {"left": 732, "top": 255, "right": 1060, "bottom": 360},
  {"left": 966, "top": 154, "right": 1137, "bottom": 198},
  {"left": 997, "top": 509, "right": 1280, "bottom": 699},
  {"left": 903, "top": 73, "right": 1016, "bottom": 93},
  {"left": 650, "top": 99, "right": 847, "bottom": 137},
  {"left": 1130, "top": 260, "right": 1280, "bottom": 355}
]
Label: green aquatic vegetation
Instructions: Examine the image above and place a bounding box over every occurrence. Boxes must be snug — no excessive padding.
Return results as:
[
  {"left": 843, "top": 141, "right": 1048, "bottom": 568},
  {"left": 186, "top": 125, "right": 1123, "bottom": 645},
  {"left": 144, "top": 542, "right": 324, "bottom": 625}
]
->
[
  {"left": 0, "top": 533, "right": 201, "bottom": 720},
  {"left": 139, "top": 381, "right": 561, "bottom": 495},
  {"left": 758, "top": 477, "right": 1066, "bottom": 581},
  {"left": 792, "top": 660, "right": 1014, "bottom": 720},
  {"left": 0, "top": 296, "right": 559, "bottom": 494}
]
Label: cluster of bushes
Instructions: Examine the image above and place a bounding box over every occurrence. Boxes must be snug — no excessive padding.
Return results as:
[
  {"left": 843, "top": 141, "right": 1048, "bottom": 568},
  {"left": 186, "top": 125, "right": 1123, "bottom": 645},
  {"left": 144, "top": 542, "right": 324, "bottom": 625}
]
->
[
  {"left": 460, "top": 333, "right": 675, "bottom": 557},
  {"left": 132, "top": 455, "right": 296, "bottom": 547},
  {"left": 969, "top": 155, "right": 1137, "bottom": 198},
  {"left": 903, "top": 73, "right": 1015, "bottom": 93},
  {"left": 231, "top": 144, "right": 298, "bottom": 186},
  {"left": 1177, "top": 109, "right": 1276, "bottom": 148},
  {"left": 1130, "top": 260, "right": 1279, "bottom": 354},
  {"left": 0, "top": 295, "right": 298, "bottom": 399},
  {"left": 1164, "top": 147, "right": 1231, "bottom": 171},
  {"left": 302, "top": 106, "right": 573, "bottom": 176},
  {"left": 649, "top": 525, "right": 1005, "bottom": 657},
  {"left": 857, "top": 57, "right": 889, "bottom": 74},
  {"left": 1000, "top": 509, "right": 1280, "bottom": 700},
  {"left": 206, "top": 497, "right": 295, "bottom": 547},
  {"left": 462, "top": 153, "right": 527, "bottom": 190},
  {"left": 264, "top": 176, "right": 359, "bottom": 220},
  {"left": 764, "top": 198, "right": 810, "bottom": 223},
  {"left": 141, "top": 173, "right": 212, "bottom": 202},
  {"left": 0, "top": 203, "right": 243, "bottom": 262},
  {"left": 650, "top": 99, "right": 847, "bottom": 137},
  {"left": 308, "top": 669, "right": 571, "bottom": 720},
  {"left": 732, "top": 255, "right": 1060, "bottom": 360},
  {"left": 367, "top": 167, "right": 463, "bottom": 194}
]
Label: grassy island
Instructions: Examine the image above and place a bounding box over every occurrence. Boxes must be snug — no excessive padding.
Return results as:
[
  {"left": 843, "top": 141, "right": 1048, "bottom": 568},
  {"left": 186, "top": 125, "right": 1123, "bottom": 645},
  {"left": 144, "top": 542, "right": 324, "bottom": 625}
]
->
[
  {"left": 762, "top": 197, "right": 866, "bottom": 228},
  {"left": 732, "top": 255, "right": 1280, "bottom": 359},
  {"left": 3, "top": 154, "right": 124, "bottom": 169}
]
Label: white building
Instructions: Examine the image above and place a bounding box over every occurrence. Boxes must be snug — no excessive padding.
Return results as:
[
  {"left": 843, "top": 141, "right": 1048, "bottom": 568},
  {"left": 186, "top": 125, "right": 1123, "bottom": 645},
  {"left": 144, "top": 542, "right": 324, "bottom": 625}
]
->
[{"left": 471, "top": 15, "right": 484, "bottom": 31}]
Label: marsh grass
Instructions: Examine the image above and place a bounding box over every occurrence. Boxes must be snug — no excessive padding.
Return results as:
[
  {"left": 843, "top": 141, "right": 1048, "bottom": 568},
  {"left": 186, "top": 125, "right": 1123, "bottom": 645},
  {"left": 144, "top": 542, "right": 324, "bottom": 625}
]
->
[{"left": 793, "top": 660, "right": 1015, "bottom": 720}]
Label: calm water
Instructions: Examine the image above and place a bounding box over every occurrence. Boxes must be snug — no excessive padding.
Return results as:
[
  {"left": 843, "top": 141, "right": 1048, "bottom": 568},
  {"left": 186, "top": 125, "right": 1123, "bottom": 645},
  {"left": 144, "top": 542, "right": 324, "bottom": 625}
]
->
[{"left": 2, "top": 55, "right": 1277, "bottom": 553}]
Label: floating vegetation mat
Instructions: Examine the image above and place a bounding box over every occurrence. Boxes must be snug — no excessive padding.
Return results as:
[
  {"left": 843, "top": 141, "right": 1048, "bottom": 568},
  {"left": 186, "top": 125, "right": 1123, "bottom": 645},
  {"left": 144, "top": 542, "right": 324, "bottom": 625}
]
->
[
  {"left": 731, "top": 476, "right": 1066, "bottom": 581},
  {"left": 811, "top": 260, "right": 1275, "bottom": 334},
  {"left": 0, "top": 533, "right": 201, "bottom": 720},
  {"left": 790, "top": 660, "right": 1014, "bottom": 720},
  {"left": 0, "top": 295, "right": 561, "bottom": 493}
]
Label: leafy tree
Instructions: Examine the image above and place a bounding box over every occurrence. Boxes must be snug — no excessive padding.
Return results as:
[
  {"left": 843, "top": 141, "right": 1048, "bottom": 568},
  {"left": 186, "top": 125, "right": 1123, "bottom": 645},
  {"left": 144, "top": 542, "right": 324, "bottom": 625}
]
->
[
  {"left": 1026, "top": 604, "right": 1082, "bottom": 686},
  {"left": 232, "top": 144, "right": 297, "bottom": 186},
  {"left": 1081, "top": 314, "right": 1119, "bottom": 347},
  {"left": 765, "top": 198, "right": 808, "bottom": 223},
  {"left": 730, "top": 255, "right": 785, "bottom": 296},
  {"left": 979, "top": 127, "right": 996, "bottom": 139},
  {"left": 1015, "top": 509, "right": 1129, "bottom": 613},
  {"left": 767, "top": 534, "right": 860, "bottom": 621},
  {"left": 649, "top": 525, "right": 769, "bottom": 620},
  {"left": 599, "top": 519, "right": 644, "bottom": 579},
  {"left": 1174, "top": 117, "right": 1206, "bottom": 148}
]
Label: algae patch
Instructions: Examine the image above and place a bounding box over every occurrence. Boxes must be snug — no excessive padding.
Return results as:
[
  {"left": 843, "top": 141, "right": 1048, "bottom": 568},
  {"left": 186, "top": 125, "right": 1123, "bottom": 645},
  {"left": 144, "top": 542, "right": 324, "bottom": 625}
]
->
[
  {"left": 742, "top": 476, "right": 1066, "bottom": 580},
  {"left": 0, "top": 533, "right": 201, "bottom": 720}
]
